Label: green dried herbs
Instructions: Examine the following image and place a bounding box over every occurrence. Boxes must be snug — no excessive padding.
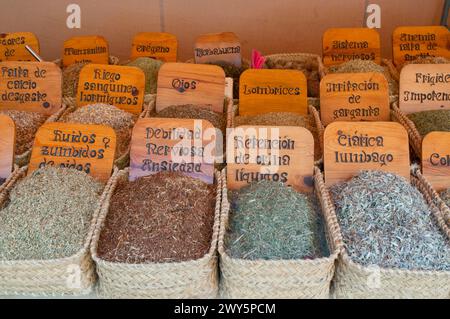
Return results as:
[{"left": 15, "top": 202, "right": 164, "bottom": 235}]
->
[
  {"left": 62, "top": 62, "right": 88, "bottom": 97},
  {"left": 407, "top": 56, "right": 450, "bottom": 65},
  {"left": 63, "top": 104, "right": 136, "bottom": 158},
  {"left": 0, "top": 167, "right": 102, "bottom": 260},
  {"left": 330, "top": 170, "right": 450, "bottom": 271},
  {"left": 97, "top": 172, "right": 216, "bottom": 263},
  {"left": 126, "top": 57, "right": 163, "bottom": 95},
  {"left": 226, "top": 181, "right": 328, "bottom": 260},
  {"left": 407, "top": 110, "right": 450, "bottom": 136},
  {"left": 328, "top": 59, "right": 398, "bottom": 96},
  {"left": 0, "top": 110, "right": 47, "bottom": 155}
]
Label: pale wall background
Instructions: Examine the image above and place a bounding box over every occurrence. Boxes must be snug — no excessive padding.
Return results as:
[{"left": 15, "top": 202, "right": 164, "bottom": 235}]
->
[{"left": 0, "top": 0, "right": 447, "bottom": 61}]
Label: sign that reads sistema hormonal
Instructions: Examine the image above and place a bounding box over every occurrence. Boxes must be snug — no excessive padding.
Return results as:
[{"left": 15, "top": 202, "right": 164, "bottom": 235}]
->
[
  {"left": 62, "top": 35, "right": 109, "bottom": 67},
  {"left": 131, "top": 32, "right": 177, "bottom": 62},
  {"left": 76, "top": 64, "right": 145, "bottom": 115},
  {"left": 194, "top": 32, "right": 241, "bottom": 68},
  {"left": 0, "top": 32, "right": 40, "bottom": 62}
]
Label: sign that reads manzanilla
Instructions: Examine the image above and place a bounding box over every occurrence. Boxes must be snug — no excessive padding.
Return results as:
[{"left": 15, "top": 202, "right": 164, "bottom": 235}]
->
[
  {"left": 194, "top": 32, "right": 241, "bottom": 68},
  {"left": 131, "top": 32, "right": 177, "bottom": 62},
  {"left": 62, "top": 35, "right": 109, "bottom": 67}
]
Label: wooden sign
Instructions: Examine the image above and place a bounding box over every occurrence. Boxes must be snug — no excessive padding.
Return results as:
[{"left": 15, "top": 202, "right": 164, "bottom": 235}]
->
[
  {"left": 239, "top": 69, "right": 308, "bottom": 116},
  {"left": 129, "top": 118, "right": 216, "bottom": 183},
  {"left": 399, "top": 64, "right": 450, "bottom": 114},
  {"left": 76, "top": 64, "right": 145, "bottom": 115},
  {"left": 227, "top": 126, "right": 314, "bottom": 192},
  {"left": 320, "top": 72, "right": 390, "bottom": 126},
  {"left": 62, "top": 35, "right": 109, "bottom": 67},
  {"left": 194, "top": 32, "right": 241, "bottom": 68},
  {"left": 29, "top": 122, "right": 116, "bottom": 183},
  {"left": 324, "top": 122, "right": 410, "bottom": 186},
  {"left": 393, "top": 26, "right": 450, "bottom": 67},
  {"left": 156, "top": 62, "right": 225, "bottom": 113},
  {"left": 0, "top": 61, "right": 62, "bottom": 115},
  {"left": 0, "top": 114, "right": 15, "bottom": 180},
  {"left": 422, "top": 132, "right": 450, "bottom": 191},
  {"left": 0, "top": 32, "right": 39, "bottom": 62},
  {"left": 131, "top": 32, "right": 177, "bottom": 62},
  {"left": 323, "top": 28, "right": 381, "bottom": 66}
]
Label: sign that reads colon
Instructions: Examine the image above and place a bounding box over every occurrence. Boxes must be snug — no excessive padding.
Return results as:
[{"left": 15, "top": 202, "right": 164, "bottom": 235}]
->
[
  {"left": 422, "top": 132, "right": 450, "bottom": 191},
  {"left": 29, "top": 122, "right": 116, "bottom": 183},
  {"left": 239, "top": 69, "right": 308, "bottom": 116},
  {"left": 194, "top": 32, "right": 241, "bottom": 68},
  {"left": 0, "top": 61, "right": 62, "bottom": 115},
  {"left": 62, "top": 35, "right": 109, "bottom": 67},
  {"left": 156, "top": 62, "right": 226, "bottom": 113},
  {"left": 0, "top": 32, "right": 40, "bottom": 62},
  {"left": 227, "top": 126, "right": 314, "bottom": 192},
  {"left": 393, "top": 26, "right": 450, "bottom": 67},
  {"left": 322, "top": 28, "right": 381, "bottom": 66},
  {"left": 76, "top": 64, "right": 145, "bottom": 115},
  {"left": 399, "top": 64, "right": 450, "bottom": 114},
  {"left": 129, "top": 118, "right": 216, "bottom": 184},
  {"left": 320, "top": 72, "right": 390, "bottom": 126},
  {"left": 0, "top": 114, "right": 15, "bottom": 180},
  {"left": 324, "top": 122, "right": 410, "bottom": 186},
  {"left": 131, "top": 32, "right": 177, "bottom": 62}
]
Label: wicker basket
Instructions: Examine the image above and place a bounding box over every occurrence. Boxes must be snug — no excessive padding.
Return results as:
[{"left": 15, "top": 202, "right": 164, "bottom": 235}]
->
[
  {"left": 319, "top": 168, "right": 450, "bottom": 299},
  {"left": 218, "top": 167, "right": 342, "bottom": 299},
  {"left": 91, "top": 168, "right": 222, "bottom": 298},
  {"left": 391, "top": 103, "right": 423, "bottom": 159},
  {"left": 0, "top": 165, "right": 111, "bottom": 297}
]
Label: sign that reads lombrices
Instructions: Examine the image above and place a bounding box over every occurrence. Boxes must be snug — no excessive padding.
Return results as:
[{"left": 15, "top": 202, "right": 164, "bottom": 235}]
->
[
  {"left": 227, "top": 126, "right": 314, "bottom": 192},
  {"left": 0, "top": 114, "right": 15, "bottom": 180},
  {"left": 131, "top": 32, "right": 177, "bottom": 62},
  {"left": 422, "top": 132, "right": 450, "bottom": 191},
  {"left": 324, "top": 122, "right": 410, "bottom": 186},
  {"left": 129, "top": 118, "right": 217, "bottom": 184},
  {"left": 0, "top": 61, "right": 62, "bottom": 115},
  {"left": 320, "top": 72, "right": 390, "bottom": 126},
  {"left": 62, "top": 35, "right": 109, "bottom": 67},
  {"left": 194, "top": 32, "right": 241, "bottom": 68},
  {"left": 76, "top": 64, "right": 145, "bottom": 115},
  {"left": 29, "top": 122, "right": 116, "bottom": 183},
  {"left": 0, "top": 32, "right": 40, "bottom": 62}
]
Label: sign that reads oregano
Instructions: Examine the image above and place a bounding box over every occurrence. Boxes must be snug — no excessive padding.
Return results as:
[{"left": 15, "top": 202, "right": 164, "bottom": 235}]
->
[
  {"left": 194, "top": 32, "right": 241, "bottom": 68},
  {"left": 29, "top": 122, "right": 116, "bottom": 183},
  {"left": 0, "top": 114, "right": 15, "bottom": 180},
  {"left": 393, "top": 26, "right": 450, "bottom": 67},
  {"left": 227, "top": 126, "right": 314, "bottom": 192},
  {"left": 399, "top": 64, "right": 450, "bottom": 114},
  {"left": 322, "top": 28, "right": 381, "bottom": 66},
  {"left": 156, "top": 62, "right": 226, "bottom": 113},
  {"left": 0, "top": 61, "right": 62, "bottom": 115},
  {"left": 239, "top": 69, "right": 308, "bottom": 116},
  {"left": 129, "top": 118, "right": 216, "bottom": 184},
  {"left": 131, "top": 32, "right": 177, "bottom": 62},
  {"left": 76, "top": 64, "right": 145, "bottom": 115},
  {"left": 320, "top": 72, "right": 390, "bottom": 126},
  {"left": 0, "top": 32, "right": 39, "bottom": 62},
  {"left": 62, "top": 35, "right": 109, "bottom": 67},
  {"left": 324, "top": 122, "right": 410, "bottom": 186},
  {"left": 422, "top": 132, "right": 450, "bottom": 191}
]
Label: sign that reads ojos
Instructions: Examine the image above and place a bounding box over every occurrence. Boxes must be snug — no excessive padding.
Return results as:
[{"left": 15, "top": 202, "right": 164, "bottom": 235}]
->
[
  {"left": 0, "top": 114, "right": 15, "bottom": 180},
  {"left": 29, "top": 122, "right": 116, "bottom": 183},
  {"left": 131, "top": 32, "right": 177, "bottom": 62},
  {"left": 0, "top": 32, "right": 40, "bottom": 62},
  {"left": 422, "top": 132, "right": 450, "bottom": 191},
  {"left": 227, "top": 126, "right": 314, "bottom": 192},
  {"left": 62, "top": 35, "right": 109, "bottom": 67},
  {"left": 194, "top": 32, "right": 241, "bottom": 68}
]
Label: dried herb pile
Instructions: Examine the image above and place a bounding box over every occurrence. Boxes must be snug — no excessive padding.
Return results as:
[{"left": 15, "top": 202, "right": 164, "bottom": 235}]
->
[
  {"left": 206, "top": 60, "right": 248, "bottom": 98},
  {"left": 330, "top": 170, "right": 450, "bottom": 271},
  {"left": 0, "top": 110, "right": 47, "bottom": 155},
  {"left": 97, "top": 172, "right": 216, "bottom": 263},
  {"left": 407, "top": 110, "right": 450, "bottom": 137},
  {"left": 63, "top": 104, "right": 136, "bottom": 158},
  {"left": 226, "top": 181, "right": 328, "bottom": 260},
  {"left": 265, "top": 56, "right": 321, "bottom": 97},
  {"left": 406, "top": 56, "right": 449, "bottom": 65},
  {"left": 0, "top": 167, "right": 102, "bottom": 260},
  {"left": 440, "top": 188, "right": 450, "bottom": 208},
  {"left": 328, "top": 59, "right": 398, "bottom": 96},
  {"left": 62, "top": 62, "right": 88, "bottom": 97},
  {"left": 126, "top": 57, "right": 163, "bottom": 94}
]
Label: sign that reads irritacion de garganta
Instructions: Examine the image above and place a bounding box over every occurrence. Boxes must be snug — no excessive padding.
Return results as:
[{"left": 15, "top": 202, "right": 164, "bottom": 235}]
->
[
  {"left": 131, "top": 32, "right": 177, "bottom": 62},
  {"left": 422, "top": 132, "right": 450, "bottom": 192},
  {"left": 0, "top": 32, "right": 40, "bottom": 62},
  {"left": 62, "top": 35, "right": 109, "bottom": 67},
  {"left": 0, "top": 114, "right": 15, "bottom": 180},
  {"left": 194, "top": 32, "right": 241, "bottom": 68}
]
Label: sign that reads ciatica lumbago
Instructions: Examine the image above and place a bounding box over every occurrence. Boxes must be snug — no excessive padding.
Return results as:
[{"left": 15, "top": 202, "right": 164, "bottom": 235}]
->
[
  {"left": 324, "top": 122, "right": 410, "bottom": 186},
  {"left": 194, "top": 32, "right": 241, "bottom": 68},
  {"left": 129, "top": 118, "right": 217, "bottom": 184},
  {"left": 131, "top": 32, "right": 177, "bottom": 62},
  {"left": 76, "top": 64, "right": 145, "bottom": 115},
  {"left": 0, "top": 32, "right": 40, "bottom": 62},
  {"left": 399, "top": 64, "right": 450, "bottom": 114},
  {"left": 227, "top": 126, "right": 314, "bottom": 192},
  {"left": 422, "top": 132, "right": 450, "bottom": 191},
  {"left": 0, "top": 61, "right": 62, "bottom": 115},
  {"left": 62, "top": 35, "right": 109, "bottom": 67},
  {"left": 0, "top": 114, "right": 15, "bottom": 180},
  {"left": 320, "top": 72, "right": 390, "bottom": 126},
  {"left": 29, "top": 122, "right": 116, "bottom": 183}
]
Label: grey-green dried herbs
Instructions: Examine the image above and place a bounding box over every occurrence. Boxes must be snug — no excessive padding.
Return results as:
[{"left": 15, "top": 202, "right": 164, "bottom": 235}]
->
[
  {"left": 226, "top": 181, "right": 328, "bottom": 260},
  {"left": 126, "top": 57, "right": 163, "bottom": 94},
  {"left": 0, "top": 167, "right": 103, "bottom": 260},
  {"left": 62, "top": 62, "right": 88, "bottom": 97},
  {"left": 440, "top": 188, "right": 450, "bottom": 208},
  {"left": 407, "top": 110, "right": 450, "bottom": 137},
  {"left": 330, "top": 170, "right": 450, "bottom": 271},
  {"left": 407, "top": 56, "right": 450, "bottom": 65}
]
